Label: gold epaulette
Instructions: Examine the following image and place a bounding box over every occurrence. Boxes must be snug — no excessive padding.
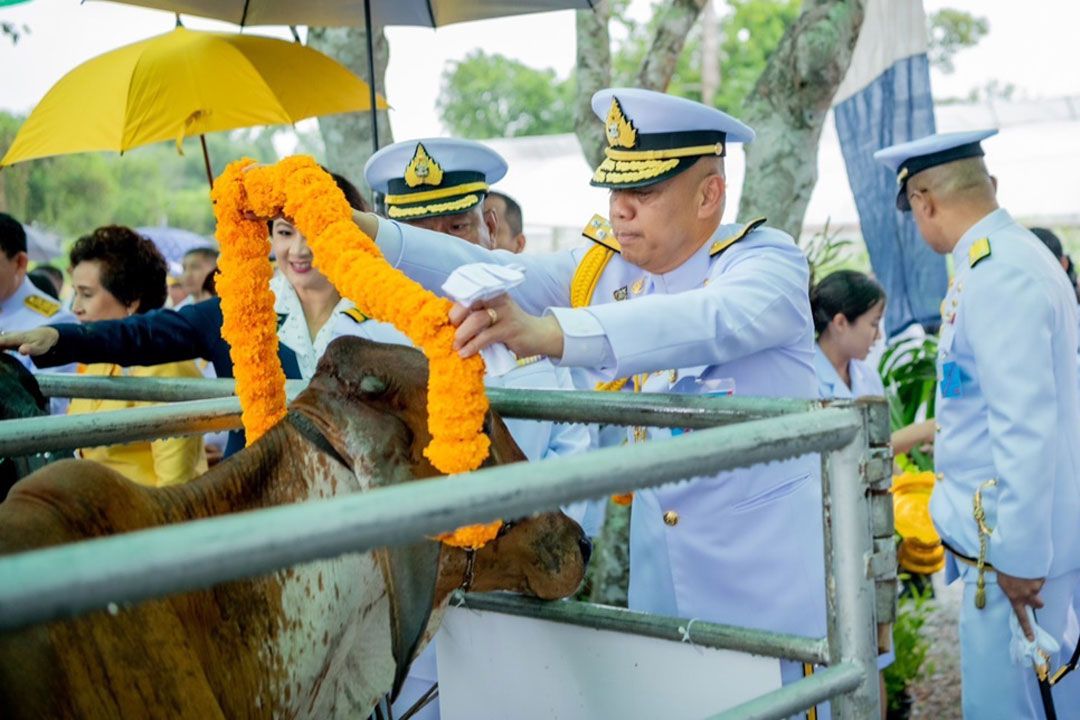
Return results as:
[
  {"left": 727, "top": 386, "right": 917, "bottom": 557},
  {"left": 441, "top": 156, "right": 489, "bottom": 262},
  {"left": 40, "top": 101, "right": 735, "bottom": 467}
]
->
[
  {"left": 23, "top": 294, "right": 60, "bottom": 317},
  {"left": 709, "top": 216, "right": 767, "bottom": 257},
  {"left": 571, "top": 244, "right": 617, "bottom": 309},
  {"left": 969, "top": 237, "right": 991, "bottom": 268},
  {"left": 342, "top": 307, "right": 368, "bottom": 324},
  {"left": 581, "top": 214, "right": 621, "bottom": 253}
]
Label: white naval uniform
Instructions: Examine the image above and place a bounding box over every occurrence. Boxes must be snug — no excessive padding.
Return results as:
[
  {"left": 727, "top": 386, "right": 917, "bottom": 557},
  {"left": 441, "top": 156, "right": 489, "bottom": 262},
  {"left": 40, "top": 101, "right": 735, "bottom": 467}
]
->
[
  {"left": 933, "top": 209, "right": 1080, "bottom": 718},
  {"left": 373, "top": 216, "right": 827, "bottom": 697},
  {"left": 270, "top": 273, "right": 412, "bottom": 379},
  {"left": 813, "top": 345, "right": 885, "bottom": 400},
  {"left": 0, "top": 277, "right": 77, "bottom": 413}
]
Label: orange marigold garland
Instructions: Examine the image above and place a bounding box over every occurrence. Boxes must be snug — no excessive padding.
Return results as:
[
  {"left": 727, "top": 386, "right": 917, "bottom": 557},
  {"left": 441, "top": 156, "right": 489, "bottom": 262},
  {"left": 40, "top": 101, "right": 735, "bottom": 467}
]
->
[
  {"left": 211, "top": 158, "right": 288, "bottom": 443},
  {"left": 212, "top": 156, "right": 498, "bottom": 548}
]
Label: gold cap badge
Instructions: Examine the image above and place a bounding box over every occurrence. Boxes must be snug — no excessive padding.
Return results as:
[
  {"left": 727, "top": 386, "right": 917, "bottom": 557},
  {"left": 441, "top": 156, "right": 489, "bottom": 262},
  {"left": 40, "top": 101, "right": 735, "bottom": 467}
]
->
[
  {"left": 404, "top": 143, "right": 444, "bottom": 188},
  {"left": 605, "top": 97, "right": 637, "bottom": 149}
]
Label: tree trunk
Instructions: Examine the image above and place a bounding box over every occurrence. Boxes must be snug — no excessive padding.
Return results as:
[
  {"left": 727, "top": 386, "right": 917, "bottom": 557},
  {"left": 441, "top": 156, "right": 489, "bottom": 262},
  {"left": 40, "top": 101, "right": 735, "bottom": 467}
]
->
[
  {"left": 637, "top": 0, "right": 709, "bottom": 91},
  {"left": 306, "top": 26, "right": 393, "bottom": 200},
  {"left": 700, "top": 0, "right": 720, "bottom": 107},
  {"left": 736, "top": 0, "right": 866, "bottom": 237},
  {"left": 574, "top": 0, "right": 611, "bottom": 170},
  {"left": 586, "top": 501, "right": 631, "bottom": 607}
]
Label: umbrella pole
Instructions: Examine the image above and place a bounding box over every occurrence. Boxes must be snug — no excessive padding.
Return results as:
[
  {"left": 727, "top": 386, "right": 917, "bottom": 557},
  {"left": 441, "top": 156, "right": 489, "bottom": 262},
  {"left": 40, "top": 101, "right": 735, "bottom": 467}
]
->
[
  {"left": 364, "top": 0, "right": 380, "bottom": 156},
  {"left": 200, "top": 135, "right": 214, "bottom": 188}
]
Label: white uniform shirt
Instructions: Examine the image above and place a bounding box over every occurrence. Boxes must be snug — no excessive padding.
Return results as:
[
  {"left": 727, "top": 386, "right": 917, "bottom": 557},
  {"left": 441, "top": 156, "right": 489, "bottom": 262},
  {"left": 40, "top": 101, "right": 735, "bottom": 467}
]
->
[
  {"left": 373, "top": 217, "right": 825, "bottom": 643},
  {"left": 1, "top": 276, "right": 77, "bottom": 412},
  {"left": 813, "top": 344, "right": 885, "bottom": 400},
  {"left": 270, "top": 273, "right": 411, "bottom": 380},
  {"left": 932, "top": 208, "right": 1080, "bottom": 580}
]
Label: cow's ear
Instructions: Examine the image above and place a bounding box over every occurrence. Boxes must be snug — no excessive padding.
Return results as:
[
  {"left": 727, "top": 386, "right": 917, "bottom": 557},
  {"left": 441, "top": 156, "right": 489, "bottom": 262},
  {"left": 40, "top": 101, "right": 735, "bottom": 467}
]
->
[{"left": 482, "top": 411, "right": 527, "bottom": 467}]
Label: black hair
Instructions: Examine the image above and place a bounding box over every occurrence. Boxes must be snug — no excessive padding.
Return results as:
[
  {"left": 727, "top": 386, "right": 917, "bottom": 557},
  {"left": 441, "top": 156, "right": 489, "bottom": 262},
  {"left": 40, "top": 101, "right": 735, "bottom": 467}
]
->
[
  {"left": 69, "top": 226, "right": 167, "bottom": 313},
  {"left": 1031, "top": 227, "right": 1080, "bottom": 301},
  {"left": 27, "top": 269, "right": 59, "bottom": 299},
  {"left": 486, "top": 190, "right": 523, "bottom": 237},
  {"left": 1031, "top": 227, "right": 1064, "bottom": 259},
  {"left": 267, "top": 169, "right": 368, "bottom": 234},
  {"left": 202, "top": 267, "right": 218, "bottom": 297},
  {"left": 32, "top": 264, "right": 63, "bottom": 291},
  {"left": 0, "top": 213, "right": 27, "bottom": 259},
  {"left": 183, "top": 246, "right": 220, "bottom": 262},
  {"left": 810, "top": 270, "right": 886, "bottom": 336}
]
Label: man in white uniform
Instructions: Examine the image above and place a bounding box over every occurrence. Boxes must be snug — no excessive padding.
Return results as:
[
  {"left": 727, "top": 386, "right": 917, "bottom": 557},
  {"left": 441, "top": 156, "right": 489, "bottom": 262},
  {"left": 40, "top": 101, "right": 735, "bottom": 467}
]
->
[
  {"left": 876, "top": 130, "right": 1080, "bottom": 718},
  {"left": 0, "top": 213, "right": 76, "bottom": 412},
  {"left": 352, "top": 89, "right": 828, "bottom": 712}
]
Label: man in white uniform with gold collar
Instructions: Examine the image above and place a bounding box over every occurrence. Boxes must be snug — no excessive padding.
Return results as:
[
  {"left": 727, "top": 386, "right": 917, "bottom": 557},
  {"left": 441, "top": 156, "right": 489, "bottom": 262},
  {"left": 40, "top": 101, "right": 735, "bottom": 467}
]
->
[
  {"left": 352, "top": 89, "right": 827, "bottom": 709},
  {"left": 0, "top": 213, "right": 76, "bottom": 387},
  {"left": 876, "top": 131, "right": 1080, "bottom": 718}
]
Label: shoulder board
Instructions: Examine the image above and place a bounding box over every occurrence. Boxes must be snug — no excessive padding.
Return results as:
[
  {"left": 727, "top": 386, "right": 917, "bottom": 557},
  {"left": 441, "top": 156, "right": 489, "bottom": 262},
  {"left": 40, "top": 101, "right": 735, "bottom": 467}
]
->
[
  {"left": 515, "top": 354, "right": 542, "bottom": 367},
  {"left": 24, "top": 294, "right": 60, "bottom": 318},
  {"left": 709, "top": 216, "right": 767, "bottom": 257},
  {"left": 581, "top": 214, "right": 621, "bottom": 253},
  {"left": 341, "top": 307, "right": 368, "bottom": 324},
  {"left": 969, "top": 237, "right": 991, "bottom": 268}
]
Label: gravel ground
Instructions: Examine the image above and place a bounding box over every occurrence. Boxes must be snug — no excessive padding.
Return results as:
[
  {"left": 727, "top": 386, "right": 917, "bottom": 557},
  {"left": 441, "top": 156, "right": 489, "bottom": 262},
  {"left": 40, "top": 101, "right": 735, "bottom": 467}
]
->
[{"left": 908, "top": 576, "right": 963, "bottom": 719}]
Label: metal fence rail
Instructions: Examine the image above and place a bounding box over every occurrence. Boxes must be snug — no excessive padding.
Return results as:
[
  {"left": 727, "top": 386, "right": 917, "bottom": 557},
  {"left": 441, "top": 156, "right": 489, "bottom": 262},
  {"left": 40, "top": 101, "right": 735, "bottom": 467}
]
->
[
  {"left": 0, "top": 407, "right": 859, "bottom": 631},
  {"left": 0, "top": 380, "right": 893, "bottom": 720},
  {"left": 3, "top": 374, "right": 826, "bottom": 456}
]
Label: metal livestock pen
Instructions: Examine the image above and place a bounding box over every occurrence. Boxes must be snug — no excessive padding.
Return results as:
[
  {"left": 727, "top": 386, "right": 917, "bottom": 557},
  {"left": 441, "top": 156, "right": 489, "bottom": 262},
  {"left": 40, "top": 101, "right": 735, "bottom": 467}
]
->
[{"left": 0, "top": 373, "right": 896, "bottom": 719}]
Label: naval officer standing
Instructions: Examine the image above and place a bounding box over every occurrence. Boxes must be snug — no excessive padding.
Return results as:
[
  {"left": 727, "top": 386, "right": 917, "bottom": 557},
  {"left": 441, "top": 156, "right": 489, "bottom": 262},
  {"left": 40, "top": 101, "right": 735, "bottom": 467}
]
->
[
  {"left": 351, "top": 89, "right": 828, "bottom": 704},
  {"left": 876, "top": 130, "right": 1080, "bottom": 718}
]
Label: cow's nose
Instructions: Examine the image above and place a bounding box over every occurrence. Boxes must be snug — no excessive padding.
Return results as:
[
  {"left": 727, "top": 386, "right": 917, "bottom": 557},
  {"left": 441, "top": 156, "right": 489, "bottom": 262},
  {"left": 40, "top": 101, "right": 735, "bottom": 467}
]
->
[{"left": 577, "top": 532, "right": 593, "bottom": 566}]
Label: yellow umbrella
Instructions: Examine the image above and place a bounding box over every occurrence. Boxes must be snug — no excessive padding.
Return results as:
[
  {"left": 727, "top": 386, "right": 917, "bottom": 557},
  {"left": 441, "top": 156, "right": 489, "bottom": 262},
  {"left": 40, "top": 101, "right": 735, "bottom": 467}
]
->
[{"left": 0, "top": 27, "right": 387, "bottom": 184}]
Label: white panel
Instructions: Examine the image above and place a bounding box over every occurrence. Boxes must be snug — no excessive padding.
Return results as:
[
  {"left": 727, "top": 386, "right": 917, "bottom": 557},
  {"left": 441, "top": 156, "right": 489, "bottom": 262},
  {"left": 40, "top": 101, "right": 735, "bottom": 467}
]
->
[{"left": 436, "top": 607, "right": 783, "bottom": 720}]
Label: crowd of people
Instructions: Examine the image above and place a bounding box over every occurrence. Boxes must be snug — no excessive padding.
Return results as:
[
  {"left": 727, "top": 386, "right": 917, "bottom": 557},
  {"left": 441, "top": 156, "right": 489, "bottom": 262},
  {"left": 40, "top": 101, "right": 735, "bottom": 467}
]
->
[{"left": 2, "top": 86, "right": 1079, "bottom": 719}]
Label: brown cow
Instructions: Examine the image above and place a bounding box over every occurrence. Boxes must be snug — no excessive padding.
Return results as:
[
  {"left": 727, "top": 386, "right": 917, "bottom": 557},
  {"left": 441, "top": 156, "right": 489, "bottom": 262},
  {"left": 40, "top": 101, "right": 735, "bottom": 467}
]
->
[{"left": 0, "top": 337, "right": 589, "bottom": 719}]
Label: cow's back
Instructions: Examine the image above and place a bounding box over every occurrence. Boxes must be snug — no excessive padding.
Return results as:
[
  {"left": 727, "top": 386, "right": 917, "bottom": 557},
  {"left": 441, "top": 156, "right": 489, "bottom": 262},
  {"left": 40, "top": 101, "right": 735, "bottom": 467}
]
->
[{"left": 0, "top": 460, "right": 236, "bottom": 719}]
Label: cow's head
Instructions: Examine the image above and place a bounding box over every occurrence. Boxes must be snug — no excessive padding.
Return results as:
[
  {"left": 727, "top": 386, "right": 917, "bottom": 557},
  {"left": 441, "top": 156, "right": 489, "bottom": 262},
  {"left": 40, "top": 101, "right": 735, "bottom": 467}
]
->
[{"left": 290, "top": 336, "right": 589, "bottom": 601}]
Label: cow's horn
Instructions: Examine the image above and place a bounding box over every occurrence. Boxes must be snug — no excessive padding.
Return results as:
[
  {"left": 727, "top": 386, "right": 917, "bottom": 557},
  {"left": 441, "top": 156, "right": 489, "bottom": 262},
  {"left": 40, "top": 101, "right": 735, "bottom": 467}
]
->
[{"left": 360, "top": 375, "right": 388, "bottom": 394}]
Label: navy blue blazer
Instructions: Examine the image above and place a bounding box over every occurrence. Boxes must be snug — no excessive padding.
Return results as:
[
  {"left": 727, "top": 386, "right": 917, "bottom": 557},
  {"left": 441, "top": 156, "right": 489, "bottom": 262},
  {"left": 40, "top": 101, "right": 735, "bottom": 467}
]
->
[{"left": 35, "top": 297, "right": 302, "bottom": 455}]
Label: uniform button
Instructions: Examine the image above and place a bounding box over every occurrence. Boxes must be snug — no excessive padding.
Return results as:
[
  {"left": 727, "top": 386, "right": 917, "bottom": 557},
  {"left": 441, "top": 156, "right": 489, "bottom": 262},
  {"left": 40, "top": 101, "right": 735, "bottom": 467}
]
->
[
  {"left": 663, "top": 511, "right": 679, "bottom": 526},
  {"left": 935, "top": 423, "right": 942, "bottom": 433},
  {"left": 936, "top": 472, "right": 944, "bottom": 481}
]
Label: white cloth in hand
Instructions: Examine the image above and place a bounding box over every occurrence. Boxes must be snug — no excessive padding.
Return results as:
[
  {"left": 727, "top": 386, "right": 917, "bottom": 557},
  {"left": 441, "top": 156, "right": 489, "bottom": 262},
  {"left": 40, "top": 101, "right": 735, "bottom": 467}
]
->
[
  {"left": 1009, "top": 605, "right": 1060, "bottom": 674},
  {"left": 442, "top": 263, "right": 526, "bottom": 377}
]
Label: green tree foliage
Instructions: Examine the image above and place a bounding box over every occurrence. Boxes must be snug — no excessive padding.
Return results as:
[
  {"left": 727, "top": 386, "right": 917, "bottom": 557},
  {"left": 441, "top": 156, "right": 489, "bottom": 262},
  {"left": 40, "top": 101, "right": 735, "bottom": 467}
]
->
[
  {"left": 439, "top": 2, "right": 988, "bottom": 140},
  {"left": 0, "top": 112, "right": 304, "bottom": 245},
  {"left": 613, "top": 0, "right": 799, "bottom": 114},
  {"left": 438, "top": 50, "right": 576, "bottom": 138},
  {"left": 928, "top": 8, "right": 989, "bottom": 74}
]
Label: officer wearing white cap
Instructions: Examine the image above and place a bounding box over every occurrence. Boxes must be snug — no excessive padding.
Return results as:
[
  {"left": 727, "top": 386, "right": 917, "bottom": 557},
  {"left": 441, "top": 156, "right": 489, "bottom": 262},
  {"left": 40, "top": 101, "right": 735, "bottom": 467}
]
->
[
  {"left": 0, "top": 213, "right": 76, "bottom": 406},
  {"left": 367, "top": 138, "right": 592, "bottom": 720},
  {"left": 351, "top": 90, "right": 827, "bottom": 710},
  {"left": 876, "top": 131, "right": 1080, "bottom": 717}
]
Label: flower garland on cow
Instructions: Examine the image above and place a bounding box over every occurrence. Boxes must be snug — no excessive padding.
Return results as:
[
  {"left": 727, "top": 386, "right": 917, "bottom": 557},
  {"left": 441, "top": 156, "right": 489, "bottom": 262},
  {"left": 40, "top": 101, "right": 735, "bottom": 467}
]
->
[{"left": 211, "top": 156, "right": 499, "bottom": 549}]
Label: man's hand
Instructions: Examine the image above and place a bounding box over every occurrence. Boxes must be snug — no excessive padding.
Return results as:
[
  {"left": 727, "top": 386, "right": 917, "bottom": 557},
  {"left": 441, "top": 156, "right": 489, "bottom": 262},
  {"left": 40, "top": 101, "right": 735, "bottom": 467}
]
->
[
  {"left": 997, "top": 571, "right": 1046, "bottom": 641},
  {"left": 0, "top": 327, "right": 59, "bottom": 357},
  {"left": 449, "top": 293, "right": 564, "bottom": 360}
]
